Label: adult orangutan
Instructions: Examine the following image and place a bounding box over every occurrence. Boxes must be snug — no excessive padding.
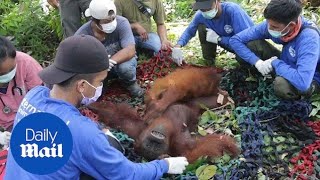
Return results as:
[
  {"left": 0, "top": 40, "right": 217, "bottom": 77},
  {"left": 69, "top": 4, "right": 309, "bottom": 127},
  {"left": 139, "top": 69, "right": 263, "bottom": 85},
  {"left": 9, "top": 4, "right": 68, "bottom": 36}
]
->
[
  {"left": 88, "top": 94, "right": 240, "bottom": 163},
  {"left": 144, "top": 66, "right": 223, "bottom": 121}
]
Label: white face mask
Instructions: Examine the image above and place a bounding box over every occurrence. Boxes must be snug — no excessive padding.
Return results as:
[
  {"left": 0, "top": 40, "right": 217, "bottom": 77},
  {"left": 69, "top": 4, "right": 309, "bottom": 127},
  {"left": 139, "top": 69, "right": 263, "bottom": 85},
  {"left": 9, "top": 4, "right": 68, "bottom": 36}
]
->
[
  {"left": 81, "top": 81, "right": 103, "bottom": 106},
  {"left": 100, "top": 19, "right": 117, "bottom": 34},
  {"left": 0, "top": 65, "right": 17, "bottom": 83},
  {"left": 201, "top": 3, "right": 218, "bottom": 19}
]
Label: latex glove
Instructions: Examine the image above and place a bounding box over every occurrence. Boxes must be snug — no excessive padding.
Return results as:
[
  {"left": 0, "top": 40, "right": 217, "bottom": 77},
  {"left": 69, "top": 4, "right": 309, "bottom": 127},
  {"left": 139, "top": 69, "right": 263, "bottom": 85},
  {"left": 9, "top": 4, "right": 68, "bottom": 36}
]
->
[
  {"left": 0, "top": 131, "right": 11, "bottom": 147},
  {"left": 172, "top": 47, "right": 183, "bottom": 66},
  {"left": 206, "top": 28, "right": 220, "bottom": 44},
  {"left": 264, "top": 56, "right": 277, "bottom": 73},
  {"left": 255, "top": 60, "right": 270, "bottom": 76},
  {"left": 165, "top": 157, "right": 189, "bottom": 174},
  {"left": 108, "top": 59, "right": 117, "bottom": 71}
]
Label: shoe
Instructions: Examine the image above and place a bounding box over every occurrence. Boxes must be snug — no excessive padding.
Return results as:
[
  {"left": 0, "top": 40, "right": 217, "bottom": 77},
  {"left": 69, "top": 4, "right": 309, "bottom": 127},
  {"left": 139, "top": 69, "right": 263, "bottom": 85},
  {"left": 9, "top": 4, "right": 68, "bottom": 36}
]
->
[{"left": 126, "top": 82, "right": 145, "bottom": 98}]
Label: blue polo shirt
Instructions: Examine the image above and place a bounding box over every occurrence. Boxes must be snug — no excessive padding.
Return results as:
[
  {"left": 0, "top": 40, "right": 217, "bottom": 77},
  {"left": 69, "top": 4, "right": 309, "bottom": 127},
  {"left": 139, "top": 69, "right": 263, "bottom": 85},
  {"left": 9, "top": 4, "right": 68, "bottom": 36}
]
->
[
  {"left": 177, "top": 2, "right": 254, "bottom": 50},
  {"left": 5, "top": 86, "right": 168, "bottom": 180}
]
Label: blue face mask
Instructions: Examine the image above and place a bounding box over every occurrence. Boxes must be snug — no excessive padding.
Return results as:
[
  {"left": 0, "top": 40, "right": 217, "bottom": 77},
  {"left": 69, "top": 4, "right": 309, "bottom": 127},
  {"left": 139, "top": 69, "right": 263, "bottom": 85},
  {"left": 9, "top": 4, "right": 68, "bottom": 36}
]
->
[
  {"left": 201, "top": 4, "right": 218, "bottom": 19},
  {"left": 268, "top": 22, "right": 291, "bottom": 38}
]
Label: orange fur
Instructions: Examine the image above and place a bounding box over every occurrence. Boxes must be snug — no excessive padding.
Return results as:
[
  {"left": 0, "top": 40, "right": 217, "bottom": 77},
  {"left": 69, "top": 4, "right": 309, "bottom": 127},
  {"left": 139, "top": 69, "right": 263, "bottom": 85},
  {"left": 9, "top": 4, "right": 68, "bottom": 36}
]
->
[{"left": 144, "top": 66, "right": 222, "bottom": 121}]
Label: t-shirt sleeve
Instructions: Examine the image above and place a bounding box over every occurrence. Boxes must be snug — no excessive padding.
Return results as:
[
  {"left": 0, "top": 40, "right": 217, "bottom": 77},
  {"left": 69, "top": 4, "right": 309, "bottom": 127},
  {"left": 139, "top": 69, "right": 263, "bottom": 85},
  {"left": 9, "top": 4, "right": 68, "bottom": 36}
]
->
[
  {"left": 153, "top": 0, "right": 165, "bottom": 24},
  {"left": 79, "top": 131, "right": 168, "bottom": 180},
  {"left": 118, "top": 18, "right": 135, "bottom": 48},
  {"left": 25, "top": 55, "right": 43, "bottom": 90}
]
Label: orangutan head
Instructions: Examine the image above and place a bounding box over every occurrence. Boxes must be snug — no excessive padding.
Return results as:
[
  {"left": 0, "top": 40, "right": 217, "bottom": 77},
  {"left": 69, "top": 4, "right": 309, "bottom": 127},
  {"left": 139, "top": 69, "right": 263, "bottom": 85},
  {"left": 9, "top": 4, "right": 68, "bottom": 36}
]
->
[{"left": 135, "top": 104, "right": 197, "bottom": 160}]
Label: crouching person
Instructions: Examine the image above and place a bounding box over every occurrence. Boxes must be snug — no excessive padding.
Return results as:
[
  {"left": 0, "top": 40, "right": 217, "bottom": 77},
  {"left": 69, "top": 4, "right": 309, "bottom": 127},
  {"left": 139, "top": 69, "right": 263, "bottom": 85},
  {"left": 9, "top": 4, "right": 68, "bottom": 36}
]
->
[
  {"left": 230, "top": 0, "right": 320, "bottom": 100},
  {"left": 75, "top": 0, "right": 144, "bottom": 97}
]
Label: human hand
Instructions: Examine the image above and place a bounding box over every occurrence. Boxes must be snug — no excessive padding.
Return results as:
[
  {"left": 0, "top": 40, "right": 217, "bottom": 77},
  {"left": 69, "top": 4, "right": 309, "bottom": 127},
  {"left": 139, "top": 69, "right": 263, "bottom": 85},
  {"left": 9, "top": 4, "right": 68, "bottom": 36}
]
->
[
  {"left": 255, "top": 60, "right": 270, "bottom": 76},
  {"left": 47, "top": 0, "right": 59, "bottom": 9},
  {"left": 264, "top": 56, "right": 277, "bottom": 73},
  {"left": 206, "top": 28, "right": 220, "bottom": 44},
  {"left": 134, "top": 23, "right": 148, "bottom": 42},
  {"left": 161, "top": 39, "right": 173, "bottom": 51},
  {"left": 108, "top": 59, "right": 117, "bottom": 72},
  {"left": 0, "top": 131, "right": 11, "bottom": 148},
  {"left": 171, "top": 47, "right": 183, "bottom": 66},
  {"left": 164, "top": 157, "right": 189, "bottom": 174}
]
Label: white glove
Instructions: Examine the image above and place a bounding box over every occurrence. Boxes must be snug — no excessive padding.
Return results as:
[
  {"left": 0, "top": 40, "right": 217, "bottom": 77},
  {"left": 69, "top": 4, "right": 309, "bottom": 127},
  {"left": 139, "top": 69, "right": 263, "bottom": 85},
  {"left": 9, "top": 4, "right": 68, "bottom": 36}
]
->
[
  {"left": 165, "top": 157, "right": 189, "bottom": 174},
  {"left": 264, "top": 56, "right": 277, "bottom": 73},
  {"left": 172, "top": 47, "right": 183, "bottom": 66},
  {"left": 108, "top": 59, "right": 117, "bottom": 71},
  {"left": 206, "top": 28, "right": 220, "bottom": 44},
  {"left": 0, "top": 131, "right": 11, "bottom": 147},
  {"left": 255, "top": 60, "right": 269, "bottom": 76}
]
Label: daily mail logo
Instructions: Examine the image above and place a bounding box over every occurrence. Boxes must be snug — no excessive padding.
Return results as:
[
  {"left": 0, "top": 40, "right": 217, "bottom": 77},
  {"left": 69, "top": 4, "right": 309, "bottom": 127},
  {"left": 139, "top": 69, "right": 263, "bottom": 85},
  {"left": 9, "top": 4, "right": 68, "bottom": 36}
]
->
[{"left": 10, "top": 113, "right": 73, "bottom": 175}]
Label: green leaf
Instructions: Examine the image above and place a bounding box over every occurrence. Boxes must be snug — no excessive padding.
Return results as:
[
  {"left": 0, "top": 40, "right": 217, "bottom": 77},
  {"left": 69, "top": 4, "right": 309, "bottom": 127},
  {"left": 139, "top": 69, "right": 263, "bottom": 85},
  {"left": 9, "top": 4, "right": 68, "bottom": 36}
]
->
[
  {"left": 245, "top": 76, "right": 257, "bottom": 82},
  {"left": 263, "top": 135, "right": 271, "bottom": 146},
  {"left": 265, "top": 146, "right": 273, "bottom": 153},
  {"left": 221, "top": 154, "right": 231, "bottom": 162},
  {"left": 199, "top": 111, "right": 211, "bottom": 125},
  {"left": 196, "top": 165, "right": 217, "bottom": 180},
  {"left": 198, "top": 126, "right": 207, "bottom": 136}
]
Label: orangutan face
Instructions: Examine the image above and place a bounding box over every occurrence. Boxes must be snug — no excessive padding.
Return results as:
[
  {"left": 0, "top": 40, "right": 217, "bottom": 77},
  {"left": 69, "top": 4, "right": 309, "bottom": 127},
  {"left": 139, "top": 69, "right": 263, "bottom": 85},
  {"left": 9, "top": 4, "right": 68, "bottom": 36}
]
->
[
  {"left": 136, "top": 105, "right": 193, "bottom": 160},
  {"left": 135, "top": 116, "right": 172, "bottom": 160}
]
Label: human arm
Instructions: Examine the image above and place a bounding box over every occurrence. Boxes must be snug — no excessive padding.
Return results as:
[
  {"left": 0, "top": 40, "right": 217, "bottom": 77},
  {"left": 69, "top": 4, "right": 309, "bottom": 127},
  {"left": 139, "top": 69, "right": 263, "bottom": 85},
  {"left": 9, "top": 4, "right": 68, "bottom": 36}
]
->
[
  {"left": 80, "top": 132, "right": 188, "bottom": 179},
  {"left": 176, "top": 12, "right": 202, "bottom": 47},
  {"left": 47, "top": 0, "right": 59, "bottom": 8},
  {"left": 157, "top": 23, "right": 172, "bottom": 50},
  {"left": 110, "top": 19, "right": 136, "bottom": 64},
  {"left": 229, "top": 21, "right": 271, "bottom": 65}
]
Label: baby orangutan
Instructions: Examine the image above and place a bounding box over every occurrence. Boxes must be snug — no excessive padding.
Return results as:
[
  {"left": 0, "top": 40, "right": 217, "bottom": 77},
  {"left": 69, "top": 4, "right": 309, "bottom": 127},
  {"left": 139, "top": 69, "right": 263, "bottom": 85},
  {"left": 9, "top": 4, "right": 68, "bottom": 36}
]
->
[
  {"left": 144, "top": 66, "right": 223, "bottom": 121},
  {"left": 88, "top": 94, "right": 240, "bottom": 163}
]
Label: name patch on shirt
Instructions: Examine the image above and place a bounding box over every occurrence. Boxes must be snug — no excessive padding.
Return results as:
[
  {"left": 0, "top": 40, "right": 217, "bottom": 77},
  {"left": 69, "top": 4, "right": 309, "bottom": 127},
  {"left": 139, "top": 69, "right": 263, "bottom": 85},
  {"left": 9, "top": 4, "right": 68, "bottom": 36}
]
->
[
  {"left": 10, "top": 112, "right": 73, "bottom": 175},
  {"left": 289, "top": 46, "right": 296, "bottom": 58},
  {"left": 224, "top": 25, "right": 233, "bottom": 34}
]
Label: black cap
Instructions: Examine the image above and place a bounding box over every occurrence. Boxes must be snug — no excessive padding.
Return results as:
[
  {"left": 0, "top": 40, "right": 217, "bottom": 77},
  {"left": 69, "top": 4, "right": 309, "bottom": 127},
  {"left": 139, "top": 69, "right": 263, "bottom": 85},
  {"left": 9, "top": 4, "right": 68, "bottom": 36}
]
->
[
  {"left": 39, "top": 35, "right": 109, "bottom": 84},
  {"left": 192, "top": 0, "right": 215, "bottom": 10}
]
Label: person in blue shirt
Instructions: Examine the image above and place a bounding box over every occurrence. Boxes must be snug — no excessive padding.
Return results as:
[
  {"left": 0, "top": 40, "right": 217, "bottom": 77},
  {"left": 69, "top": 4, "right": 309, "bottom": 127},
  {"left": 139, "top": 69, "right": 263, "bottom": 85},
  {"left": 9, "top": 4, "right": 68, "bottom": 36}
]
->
[
  {"left": 230, "top": 0, "right": 320, "bottom": 100},
  {"left": 171, "top": 0, "right": 280, "bottom": 66},
  {"left": 4, "top": 35, "right": 188, "bottom": 179}
]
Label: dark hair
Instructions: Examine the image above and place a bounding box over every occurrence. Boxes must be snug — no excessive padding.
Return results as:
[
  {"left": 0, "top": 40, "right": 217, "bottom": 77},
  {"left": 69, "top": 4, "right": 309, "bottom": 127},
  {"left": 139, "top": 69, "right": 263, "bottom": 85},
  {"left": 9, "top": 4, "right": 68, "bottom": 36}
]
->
[
  {"left": 92, "top": 17, "right": 100, "bottom": 24},
  {"left": 264, "top": 0, "right": 302, "bottom": 25},
  {"left": 57, "top": 73, "right": 98, "bottom": 88},
  {"left": 0, "top": 36, "right": 16, "bottom": 63}
]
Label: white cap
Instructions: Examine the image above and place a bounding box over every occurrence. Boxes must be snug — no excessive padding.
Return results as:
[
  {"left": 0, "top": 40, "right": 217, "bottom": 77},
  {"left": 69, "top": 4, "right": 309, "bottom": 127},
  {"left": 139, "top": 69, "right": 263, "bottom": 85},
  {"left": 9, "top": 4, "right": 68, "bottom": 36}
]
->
[{"left": 84, "top": 0, "right": 117, "bottom": 20}]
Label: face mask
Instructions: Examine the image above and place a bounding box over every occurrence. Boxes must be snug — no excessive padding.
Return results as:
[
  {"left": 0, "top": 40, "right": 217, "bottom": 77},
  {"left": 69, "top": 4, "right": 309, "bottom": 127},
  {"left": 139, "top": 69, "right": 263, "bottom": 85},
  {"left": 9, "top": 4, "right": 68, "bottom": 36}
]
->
[
  {"left": 100, "top": 19, "right": 117, "bottom": 34},
  {"left": 0, "top": 65, "right": 17, "bottom": 83},
  {"left": 201, "top": 4, "right": 218, "bottom": 19},
  {"left": 81, "top": 81, "right": 103, "bottom": 106},
  {"left": 268, "top": 22, "right": 291, "bottom": 38}
]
